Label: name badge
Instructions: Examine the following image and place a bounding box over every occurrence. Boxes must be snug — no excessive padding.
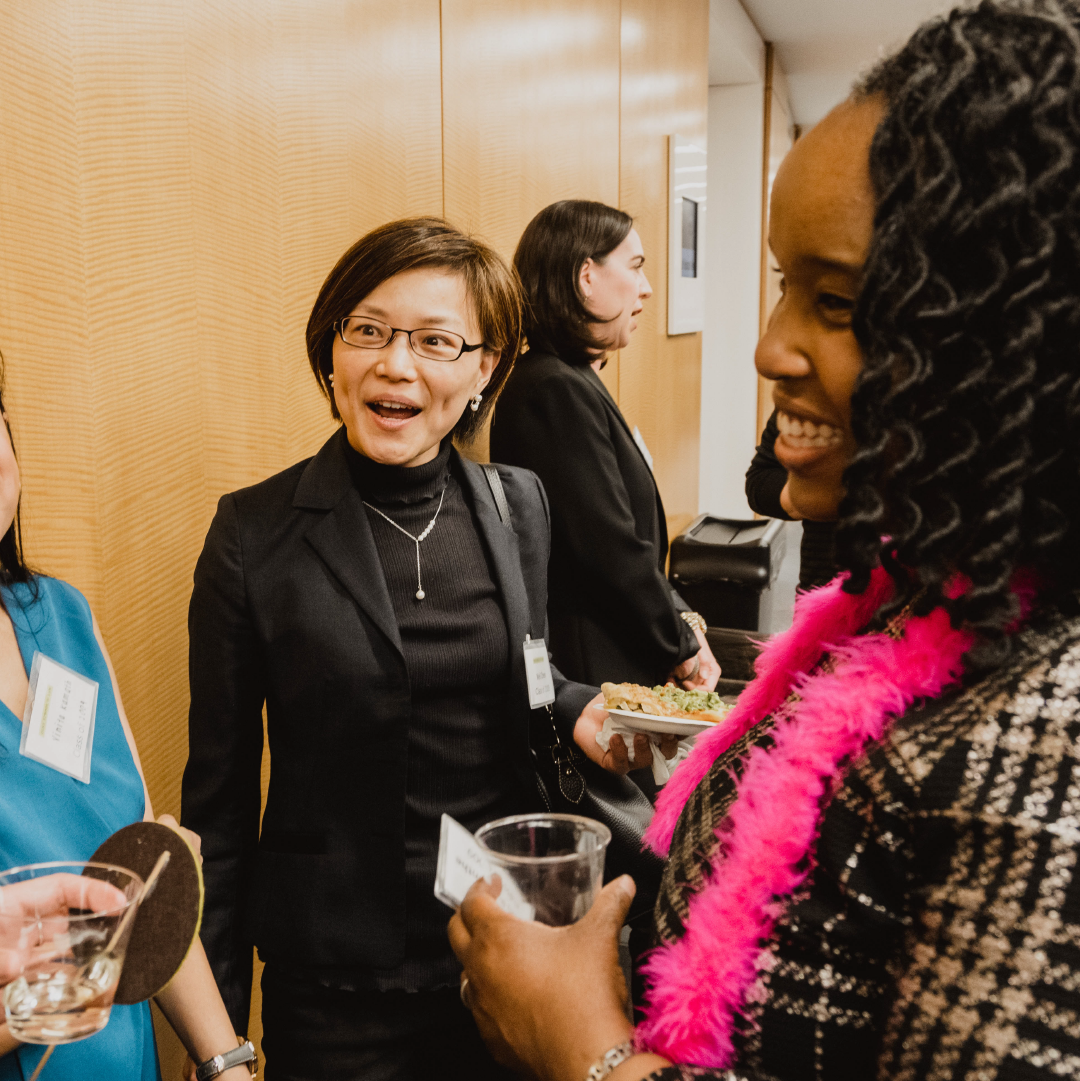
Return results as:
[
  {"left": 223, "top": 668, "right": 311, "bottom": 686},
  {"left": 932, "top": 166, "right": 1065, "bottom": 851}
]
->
[
  {"left": 19, "top": 652, "right": 98, "bottom": 783},
  {"left": 523, "top": 636, "right": 555, "bottom": 709},
  {"left": 434, "top": 814, "right": 535, "bottom": 920}
]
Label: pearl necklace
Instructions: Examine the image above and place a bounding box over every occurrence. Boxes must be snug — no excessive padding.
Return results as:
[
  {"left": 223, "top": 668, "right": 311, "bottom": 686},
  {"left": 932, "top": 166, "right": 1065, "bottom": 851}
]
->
[{"left": 362, "top": 483, "right": 448, "bottom": 601}]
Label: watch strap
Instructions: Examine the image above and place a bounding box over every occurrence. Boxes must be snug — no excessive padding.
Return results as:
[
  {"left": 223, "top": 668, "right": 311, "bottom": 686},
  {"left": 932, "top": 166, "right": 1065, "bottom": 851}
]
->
[{"left": 195, "top": 1039, "right": 257, "bottom": 1080}]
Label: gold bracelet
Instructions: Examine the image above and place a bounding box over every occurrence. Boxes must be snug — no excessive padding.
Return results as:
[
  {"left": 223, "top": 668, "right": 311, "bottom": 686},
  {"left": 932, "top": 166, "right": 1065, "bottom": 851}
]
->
[{"left": 680, "top": 610, "right": 707, "bottom": 634}]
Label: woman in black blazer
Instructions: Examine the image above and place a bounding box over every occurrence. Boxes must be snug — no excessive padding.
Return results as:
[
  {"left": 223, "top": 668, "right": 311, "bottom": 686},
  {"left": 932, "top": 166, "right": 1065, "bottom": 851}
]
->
[
  {"left": 180, "top": 219, "right": 601, "bottom": 1081},
  {"left": 489, "top": 201, "right": 719, "bottom": 771}
]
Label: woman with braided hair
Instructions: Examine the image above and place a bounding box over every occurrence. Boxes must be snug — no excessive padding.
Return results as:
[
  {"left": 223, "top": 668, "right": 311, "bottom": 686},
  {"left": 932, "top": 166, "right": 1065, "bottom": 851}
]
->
[{"left": 445, "top": 3, "right": 1080, "bottom": 1080}]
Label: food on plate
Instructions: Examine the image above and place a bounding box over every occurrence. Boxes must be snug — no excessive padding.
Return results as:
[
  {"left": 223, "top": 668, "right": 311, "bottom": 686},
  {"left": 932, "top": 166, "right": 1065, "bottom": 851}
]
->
[{"left": 601, "top": 682, "right": 732, "bottom": 724}]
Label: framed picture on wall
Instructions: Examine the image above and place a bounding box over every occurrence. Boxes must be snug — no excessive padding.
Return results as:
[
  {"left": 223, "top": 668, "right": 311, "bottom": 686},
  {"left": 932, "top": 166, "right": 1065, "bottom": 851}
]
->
[{"left": 667, "top": 133, "right": 707, "bottom": 335}]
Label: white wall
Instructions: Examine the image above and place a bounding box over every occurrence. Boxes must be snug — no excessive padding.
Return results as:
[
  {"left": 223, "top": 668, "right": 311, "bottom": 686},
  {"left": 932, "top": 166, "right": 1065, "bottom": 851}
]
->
[
  {"left": 709, "top": 0, "right": 766, "bottom": 83},
  {"left": 740, "top": 0, "right": 957, "bottom": 128},
  {"left": 699, "top": 0, "right": 767, "bottom": 519},
  {"left": 698, "top": 81, "right": 764, "bottom": 518}
]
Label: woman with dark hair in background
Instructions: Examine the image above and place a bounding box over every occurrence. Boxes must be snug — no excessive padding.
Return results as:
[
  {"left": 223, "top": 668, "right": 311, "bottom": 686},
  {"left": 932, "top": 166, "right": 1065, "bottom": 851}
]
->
[
  {"left": 0, "top": 378, "right": 250, "bottom": 1081},
  {"left": 181, "top": 218, "right": 600, "bottom": 1081},
  {"left": 448, "top": 4, "right": 1080, "bottom": 1080},
  {"left": 490, "top": 200, "right": 719, "bottom": 778}
]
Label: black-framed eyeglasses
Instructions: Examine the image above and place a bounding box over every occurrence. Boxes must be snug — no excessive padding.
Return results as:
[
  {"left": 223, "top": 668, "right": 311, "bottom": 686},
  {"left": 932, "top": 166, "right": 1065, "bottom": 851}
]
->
[{"left": 335, "top": 316, "right": 484, "bottom": 362}]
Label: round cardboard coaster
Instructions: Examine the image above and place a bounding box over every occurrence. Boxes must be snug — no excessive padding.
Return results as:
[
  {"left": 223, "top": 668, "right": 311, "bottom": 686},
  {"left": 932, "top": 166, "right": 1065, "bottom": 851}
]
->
[{"left": 88, "top": 821, "right": 203, "bottom": 1004}]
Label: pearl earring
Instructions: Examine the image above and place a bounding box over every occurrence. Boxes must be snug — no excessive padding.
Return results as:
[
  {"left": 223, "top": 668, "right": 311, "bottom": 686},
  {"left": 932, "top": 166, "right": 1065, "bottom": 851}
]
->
[
  {"left": 329, "top": 373, "right": 335, "bottom": 388},
  {"left": 470, "top": 393, "right": 483, "bottom": 413}
]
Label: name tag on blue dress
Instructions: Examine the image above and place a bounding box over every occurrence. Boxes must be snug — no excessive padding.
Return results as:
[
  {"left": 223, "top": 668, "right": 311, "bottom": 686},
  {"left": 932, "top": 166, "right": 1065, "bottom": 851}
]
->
[{"left": 19, "top": 652, "right": 98, "bottom": 783}]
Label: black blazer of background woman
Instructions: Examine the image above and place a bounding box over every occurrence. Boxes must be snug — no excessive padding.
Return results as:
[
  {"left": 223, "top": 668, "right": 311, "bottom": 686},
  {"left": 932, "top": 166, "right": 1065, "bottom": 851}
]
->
[
  {"left": 180, "top": 427, "right": 595, "bottom": 1030},
  {"left": 489, "top": 346, "right": 697, "bottom": 688}
]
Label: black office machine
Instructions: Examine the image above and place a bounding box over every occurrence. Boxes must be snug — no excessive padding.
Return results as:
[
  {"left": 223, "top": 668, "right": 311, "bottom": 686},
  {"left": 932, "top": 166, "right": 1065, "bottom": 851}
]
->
[{"left": 669, "top": 516, "right": 786, "bottom": 632}]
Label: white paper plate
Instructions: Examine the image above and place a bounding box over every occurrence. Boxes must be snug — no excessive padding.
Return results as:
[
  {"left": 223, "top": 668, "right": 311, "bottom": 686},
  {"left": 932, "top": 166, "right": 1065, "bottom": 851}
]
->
[{"left": 604, "top": 707, "right": 718, "bottom": 737}]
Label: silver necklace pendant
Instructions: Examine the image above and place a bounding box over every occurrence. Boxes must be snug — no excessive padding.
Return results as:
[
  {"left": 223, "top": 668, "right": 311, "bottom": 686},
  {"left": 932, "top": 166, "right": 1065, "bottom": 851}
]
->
[{"left": 362, "top": 483, "right": 448, "bottom": 602}]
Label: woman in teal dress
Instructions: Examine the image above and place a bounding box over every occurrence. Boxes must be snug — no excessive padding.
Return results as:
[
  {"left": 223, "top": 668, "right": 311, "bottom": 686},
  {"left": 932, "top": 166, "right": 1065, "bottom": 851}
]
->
[{"left": 0, "top": 385, "right": 251, "bottom": 1081}]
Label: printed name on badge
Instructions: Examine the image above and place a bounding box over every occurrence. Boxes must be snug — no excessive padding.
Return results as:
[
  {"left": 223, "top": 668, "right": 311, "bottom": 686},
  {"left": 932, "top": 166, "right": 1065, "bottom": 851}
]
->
[
  {"left": 19, "top": 652, "right": 98, "bottom": 783},
  {"left": 523, "top": 637, "right": 555, "bottom": 709}
]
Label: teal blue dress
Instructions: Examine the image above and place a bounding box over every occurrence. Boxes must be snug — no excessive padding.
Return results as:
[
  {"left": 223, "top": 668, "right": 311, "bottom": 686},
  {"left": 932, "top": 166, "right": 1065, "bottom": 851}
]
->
[{"left": 0, "top": 577, "right": 161, "bottom": 1081}]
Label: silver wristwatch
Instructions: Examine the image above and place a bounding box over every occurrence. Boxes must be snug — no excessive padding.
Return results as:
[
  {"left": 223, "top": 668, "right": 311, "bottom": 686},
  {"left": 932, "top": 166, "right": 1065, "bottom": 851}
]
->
[{"left": 195, "top": 1039, "right": 257, "bottom": 1080}]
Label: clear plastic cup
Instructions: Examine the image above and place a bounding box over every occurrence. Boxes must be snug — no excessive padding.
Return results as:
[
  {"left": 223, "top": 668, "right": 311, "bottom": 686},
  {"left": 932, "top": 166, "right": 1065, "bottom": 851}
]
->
[
  {"left": 0, "top": 862, "right": 143, "bottom": 1044},
  {"left": 475, "top": 813, "right": 611, "bottom": 926}
]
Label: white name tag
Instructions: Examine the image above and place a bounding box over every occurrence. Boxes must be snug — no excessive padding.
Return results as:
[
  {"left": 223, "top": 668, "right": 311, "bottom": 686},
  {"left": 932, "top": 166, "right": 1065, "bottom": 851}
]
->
[
  {"left": 19, "top": 653, "right": 98, "bottom": 783},
  {"left": 523, "top": 637, "right": 555, "bottom": 709},
  {"left": 434, "top": 814, "right": 535, "bottom": 920},
  {"left": 632, "top": 425, "right": 654, "bottom": 472}
]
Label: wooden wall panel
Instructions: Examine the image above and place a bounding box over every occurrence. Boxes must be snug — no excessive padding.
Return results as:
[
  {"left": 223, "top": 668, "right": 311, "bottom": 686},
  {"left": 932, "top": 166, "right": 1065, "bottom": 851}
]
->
[
  {"left": 441, "top": 0, "right": 621, "bottom": 256},
  {"left": 618, "top": 0, "right": 709, "bottom": 541},
  {"left": 757, "top": 55, "right": 796, "bottom": 441},
  {"left": 441, "top": 0, "right": 621, "bottom": 461},
  {"left": 0, "top": 2, "right": 103, "bottom": 609}
]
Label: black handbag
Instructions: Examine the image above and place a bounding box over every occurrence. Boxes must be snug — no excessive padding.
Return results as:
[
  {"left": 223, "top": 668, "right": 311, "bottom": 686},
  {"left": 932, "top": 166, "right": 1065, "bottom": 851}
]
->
[{"left": 481, "top": 465, "right": 664, "bottom": 922}]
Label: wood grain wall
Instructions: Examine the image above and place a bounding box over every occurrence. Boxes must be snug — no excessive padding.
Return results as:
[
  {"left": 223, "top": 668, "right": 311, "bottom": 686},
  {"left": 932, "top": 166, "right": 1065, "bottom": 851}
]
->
[
  {"left": 618, "top": 0, "right": 709, "bottom": 541},
  {"left": 442, "top": 0, "right": 623, "bottom": 458},
  {"left": 0, "top": 0, "right": 707, "bottom": 1073},
  {"left": 757, "top": 46, "right": 796, "bottom": 440}
]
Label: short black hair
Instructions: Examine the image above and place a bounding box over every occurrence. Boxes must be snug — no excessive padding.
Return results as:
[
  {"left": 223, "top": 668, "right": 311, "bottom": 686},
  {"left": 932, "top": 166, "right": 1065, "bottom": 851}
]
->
[
  {"left": 0, "top": 357, "right": 32, "bottom": 586},
  {"left": 839, "top": 0, "right": 1080, "bottom": 666},
  {"left": 513, "top": 200, "right": 633, "bottom": 366},
  {"left": 306, "top": 217, "right": 522, "bottom": 442}
]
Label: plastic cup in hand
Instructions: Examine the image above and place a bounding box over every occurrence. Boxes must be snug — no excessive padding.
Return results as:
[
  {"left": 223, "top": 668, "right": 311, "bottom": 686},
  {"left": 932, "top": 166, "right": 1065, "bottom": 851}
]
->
[
  {"left": 0, "top": 862, "right": 143, "bottom": 1045},
  {"left": 475, "top": 813, "right": 611, "bottom": 926}
]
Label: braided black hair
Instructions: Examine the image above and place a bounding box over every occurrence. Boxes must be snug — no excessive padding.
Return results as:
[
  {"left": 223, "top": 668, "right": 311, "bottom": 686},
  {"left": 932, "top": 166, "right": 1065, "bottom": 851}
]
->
[{"left": 839, "top": 0, "right": 1080, "bottom": 665}]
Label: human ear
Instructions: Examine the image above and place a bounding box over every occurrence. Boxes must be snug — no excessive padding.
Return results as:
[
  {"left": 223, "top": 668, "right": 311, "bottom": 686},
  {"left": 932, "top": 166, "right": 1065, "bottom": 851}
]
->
[
  {"left": 475, "top": 349, "right": 498, "bottom": 392},
  {"left": 578, "top": 258, "right": 596, "bottom": 300}
]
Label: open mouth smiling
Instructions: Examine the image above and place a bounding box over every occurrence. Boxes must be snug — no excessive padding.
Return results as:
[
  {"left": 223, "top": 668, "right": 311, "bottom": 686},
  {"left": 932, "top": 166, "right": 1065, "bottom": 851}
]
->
[
  {"left": 776, "top": 409, "right": 843, "bottom": 449},
  {"left": 367, "top": 399, "right": 421, "bottom": 420}
]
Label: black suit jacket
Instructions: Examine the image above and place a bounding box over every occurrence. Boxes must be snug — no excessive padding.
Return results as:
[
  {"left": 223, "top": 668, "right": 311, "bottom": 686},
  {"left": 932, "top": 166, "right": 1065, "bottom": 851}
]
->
[
  {"left": 181, "top": 429, "right": 595, "bottom": 1030},
  {"left": 489, "top": 348, "right": 697, "bottom": 687}
]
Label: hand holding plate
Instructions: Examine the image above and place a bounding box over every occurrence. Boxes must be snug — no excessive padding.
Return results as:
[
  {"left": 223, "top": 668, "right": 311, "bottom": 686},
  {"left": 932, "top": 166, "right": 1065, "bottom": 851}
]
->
[{"left": 573, "top": 693, "right": 673, "bottom": 774}]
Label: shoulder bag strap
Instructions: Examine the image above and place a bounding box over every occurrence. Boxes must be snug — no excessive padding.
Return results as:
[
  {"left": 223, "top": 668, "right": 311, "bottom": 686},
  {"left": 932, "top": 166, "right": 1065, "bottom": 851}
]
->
[
  {"left": 482, "top": 463, "right": 584, "bottom": 802},
  {"left": 480, "top": 463, "right": 513, "bottom": 530}
]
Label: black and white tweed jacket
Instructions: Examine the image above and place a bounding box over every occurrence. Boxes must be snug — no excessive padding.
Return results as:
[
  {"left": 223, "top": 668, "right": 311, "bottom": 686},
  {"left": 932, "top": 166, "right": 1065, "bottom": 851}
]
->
[{"left": 647, "top": 592, "right": 1080, "bottom": 1081}]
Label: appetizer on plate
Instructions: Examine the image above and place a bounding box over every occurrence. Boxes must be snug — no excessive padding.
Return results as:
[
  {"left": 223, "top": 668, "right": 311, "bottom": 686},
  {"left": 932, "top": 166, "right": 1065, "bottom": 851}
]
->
[{"left": 601, "top": 682, "right": 731, "bottom": 724}]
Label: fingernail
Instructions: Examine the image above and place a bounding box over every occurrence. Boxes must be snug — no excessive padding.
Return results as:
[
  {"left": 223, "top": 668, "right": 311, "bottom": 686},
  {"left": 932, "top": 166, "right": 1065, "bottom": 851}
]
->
[{"left": 618, "top": 875, "right": 636, "bottom": 898}]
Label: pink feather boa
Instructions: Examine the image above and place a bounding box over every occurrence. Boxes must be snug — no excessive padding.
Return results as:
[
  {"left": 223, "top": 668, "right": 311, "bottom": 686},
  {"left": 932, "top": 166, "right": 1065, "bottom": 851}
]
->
[{"left": 636, "top": 567, "right": 981, "bottom": 1067}]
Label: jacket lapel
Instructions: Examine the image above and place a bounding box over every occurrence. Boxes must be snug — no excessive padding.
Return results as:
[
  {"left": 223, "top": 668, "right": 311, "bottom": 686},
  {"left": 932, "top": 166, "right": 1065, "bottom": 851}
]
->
[
  {"left": 583, "top": 365, "right": 657, "bottom": 479},
  {"left": 583, "top": 364, "right": 669, "bottom": 552},
  {"left": 294, "top": 429, "right": 403, "bottom": 655}
]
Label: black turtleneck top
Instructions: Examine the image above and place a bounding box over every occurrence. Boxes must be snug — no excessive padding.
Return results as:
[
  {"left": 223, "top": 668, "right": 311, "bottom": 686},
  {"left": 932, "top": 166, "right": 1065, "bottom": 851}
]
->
[{"left": 336, "top": 439, "right": 519, "bottom": 991}]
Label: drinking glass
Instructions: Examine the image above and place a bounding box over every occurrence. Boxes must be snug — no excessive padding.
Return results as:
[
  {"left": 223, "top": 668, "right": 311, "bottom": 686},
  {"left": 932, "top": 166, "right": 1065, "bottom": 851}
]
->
[
  {"left": 475, "top": 813, "right": 611, "bottom": 926},
  {"left": 0, "top": 861, "right": 142, "bottom": 1044}
]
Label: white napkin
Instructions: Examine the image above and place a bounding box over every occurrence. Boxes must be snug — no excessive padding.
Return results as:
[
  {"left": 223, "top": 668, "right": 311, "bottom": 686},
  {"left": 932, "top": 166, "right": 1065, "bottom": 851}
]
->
[{"left": 595, "top": 714, "right": 694, "bottom": 785}]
